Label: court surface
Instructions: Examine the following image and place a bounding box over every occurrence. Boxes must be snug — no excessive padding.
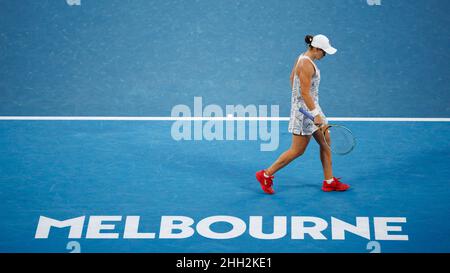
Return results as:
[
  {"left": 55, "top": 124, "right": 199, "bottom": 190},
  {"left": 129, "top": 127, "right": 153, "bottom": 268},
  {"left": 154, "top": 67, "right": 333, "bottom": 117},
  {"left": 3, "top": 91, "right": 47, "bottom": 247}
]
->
[{"left": 0, "top": 0, "right": 449, "bottom": 253}]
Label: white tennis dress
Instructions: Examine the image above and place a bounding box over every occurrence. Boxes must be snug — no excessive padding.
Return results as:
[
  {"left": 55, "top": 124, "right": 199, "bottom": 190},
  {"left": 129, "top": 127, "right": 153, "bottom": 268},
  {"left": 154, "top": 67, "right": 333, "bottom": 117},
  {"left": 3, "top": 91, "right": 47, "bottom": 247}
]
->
[{"left": 288, "top": 54, "right": 328, "bottom": 135}]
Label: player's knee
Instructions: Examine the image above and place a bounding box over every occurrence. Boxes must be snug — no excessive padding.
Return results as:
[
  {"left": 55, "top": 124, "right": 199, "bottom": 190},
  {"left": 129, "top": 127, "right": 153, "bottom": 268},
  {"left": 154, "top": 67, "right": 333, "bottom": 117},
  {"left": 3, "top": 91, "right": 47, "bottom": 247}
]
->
[{"left": 291, "top": 148, "right": 305, "bottom": 158}]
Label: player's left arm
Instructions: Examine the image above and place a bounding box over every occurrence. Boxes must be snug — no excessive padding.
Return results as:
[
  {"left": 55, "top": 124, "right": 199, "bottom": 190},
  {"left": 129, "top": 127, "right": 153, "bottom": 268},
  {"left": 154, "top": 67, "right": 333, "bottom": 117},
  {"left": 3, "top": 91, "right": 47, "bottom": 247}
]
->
[{"left": 289, "top": 59, "right": 297, "bottom": 88}]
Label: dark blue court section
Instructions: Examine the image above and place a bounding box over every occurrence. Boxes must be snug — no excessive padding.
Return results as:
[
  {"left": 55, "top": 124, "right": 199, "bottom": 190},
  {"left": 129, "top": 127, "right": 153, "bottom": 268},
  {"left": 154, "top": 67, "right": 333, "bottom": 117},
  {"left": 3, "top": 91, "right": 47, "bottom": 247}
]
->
[
  {"left": 0, "top": 121, "right": 449, "bottom": 252},
  {"left": 0, "top": 0, "right": 449, "bottom": 117}
]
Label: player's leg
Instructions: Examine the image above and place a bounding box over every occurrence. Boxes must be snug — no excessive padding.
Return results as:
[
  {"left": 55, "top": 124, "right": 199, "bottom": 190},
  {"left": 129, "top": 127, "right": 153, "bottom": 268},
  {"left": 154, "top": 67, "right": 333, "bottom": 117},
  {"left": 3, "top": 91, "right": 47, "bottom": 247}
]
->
[
  {"left": 313, "top": 128, "right": 350, "bottom": 192},
  {"left": 256, "top": 133, "right": 312, "bottom": 194},
  {"left": 313, "top": 128, "right": 333, "bottom": 180},
  {"left": 265, "top": 133, "right": 312, "bottom": 176}
]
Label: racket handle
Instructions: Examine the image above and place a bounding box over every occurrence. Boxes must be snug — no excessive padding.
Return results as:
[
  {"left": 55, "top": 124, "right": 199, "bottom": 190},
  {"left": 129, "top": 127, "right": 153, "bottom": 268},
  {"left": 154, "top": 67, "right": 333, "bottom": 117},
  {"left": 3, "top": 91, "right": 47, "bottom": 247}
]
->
[{"left": 299, "top": 108, "right": 315, "bottom": 121}]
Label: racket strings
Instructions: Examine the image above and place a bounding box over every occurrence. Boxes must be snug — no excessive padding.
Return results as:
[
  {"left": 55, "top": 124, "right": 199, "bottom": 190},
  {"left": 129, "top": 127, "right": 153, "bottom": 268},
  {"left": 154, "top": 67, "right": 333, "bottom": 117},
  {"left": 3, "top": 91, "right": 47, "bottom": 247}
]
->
[{"left": 324, "top": 125, "right": 355, "bottom": 155}]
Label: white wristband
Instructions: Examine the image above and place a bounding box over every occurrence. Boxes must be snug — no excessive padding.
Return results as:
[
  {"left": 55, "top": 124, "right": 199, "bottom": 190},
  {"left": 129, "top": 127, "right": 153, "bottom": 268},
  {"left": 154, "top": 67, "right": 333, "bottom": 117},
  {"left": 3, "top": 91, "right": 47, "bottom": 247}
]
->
[{"left": 310, "top": 108, "right": 320, "bottom": 117}]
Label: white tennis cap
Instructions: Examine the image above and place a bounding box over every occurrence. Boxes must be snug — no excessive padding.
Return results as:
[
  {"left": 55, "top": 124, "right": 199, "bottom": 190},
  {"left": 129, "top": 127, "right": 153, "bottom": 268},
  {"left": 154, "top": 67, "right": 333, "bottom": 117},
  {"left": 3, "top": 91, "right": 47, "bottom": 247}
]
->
[{"left": 311, "top": 34, "right": 337, "bottom": 55}]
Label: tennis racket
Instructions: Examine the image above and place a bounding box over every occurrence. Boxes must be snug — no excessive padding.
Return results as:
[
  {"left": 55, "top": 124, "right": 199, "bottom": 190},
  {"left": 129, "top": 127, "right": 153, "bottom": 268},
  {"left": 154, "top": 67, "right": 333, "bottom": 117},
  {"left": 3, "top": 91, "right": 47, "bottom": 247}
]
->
[{"left": 299, "top": 108, "right": 356, "bottom": 155}]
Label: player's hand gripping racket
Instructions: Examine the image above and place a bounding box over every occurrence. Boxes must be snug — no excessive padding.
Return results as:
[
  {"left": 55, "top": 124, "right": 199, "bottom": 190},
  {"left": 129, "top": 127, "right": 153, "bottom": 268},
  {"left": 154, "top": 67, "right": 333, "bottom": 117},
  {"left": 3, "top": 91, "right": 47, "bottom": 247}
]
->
[{"left": 299, "top": 108, "right": 356, "bottom": 155}]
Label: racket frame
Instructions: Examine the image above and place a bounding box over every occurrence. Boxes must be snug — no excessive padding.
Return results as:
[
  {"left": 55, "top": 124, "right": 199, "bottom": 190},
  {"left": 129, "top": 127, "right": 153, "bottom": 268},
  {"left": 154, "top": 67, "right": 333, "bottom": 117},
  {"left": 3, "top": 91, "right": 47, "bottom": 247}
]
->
[{"left": 320, "top": 124, "right": 356, "bottom": 155}]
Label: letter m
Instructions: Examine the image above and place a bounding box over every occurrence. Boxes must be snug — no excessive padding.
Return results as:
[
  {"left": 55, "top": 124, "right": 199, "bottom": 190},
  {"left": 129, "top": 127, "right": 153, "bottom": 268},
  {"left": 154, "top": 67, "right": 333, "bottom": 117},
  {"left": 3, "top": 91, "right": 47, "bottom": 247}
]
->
[{"left": 35, "top": 216, "right": 85, "bottom": 239}]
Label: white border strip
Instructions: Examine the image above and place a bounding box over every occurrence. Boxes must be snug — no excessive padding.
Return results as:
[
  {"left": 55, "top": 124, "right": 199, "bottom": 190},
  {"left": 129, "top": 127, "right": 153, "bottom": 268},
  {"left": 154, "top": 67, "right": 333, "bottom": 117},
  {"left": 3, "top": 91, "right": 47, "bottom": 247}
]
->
[{"left": 0, "top": 116, "right": 449, "bottom": 122}]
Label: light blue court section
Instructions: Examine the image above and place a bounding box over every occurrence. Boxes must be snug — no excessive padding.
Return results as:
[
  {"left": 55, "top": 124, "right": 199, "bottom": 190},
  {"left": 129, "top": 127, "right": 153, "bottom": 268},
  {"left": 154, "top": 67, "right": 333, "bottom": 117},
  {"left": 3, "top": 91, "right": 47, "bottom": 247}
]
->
[
  {"left": 0, "top": 120, "right": 449, "bottom": 253},
  {"left": 1, "top": 0, "right": 450, "bottom": 117}
]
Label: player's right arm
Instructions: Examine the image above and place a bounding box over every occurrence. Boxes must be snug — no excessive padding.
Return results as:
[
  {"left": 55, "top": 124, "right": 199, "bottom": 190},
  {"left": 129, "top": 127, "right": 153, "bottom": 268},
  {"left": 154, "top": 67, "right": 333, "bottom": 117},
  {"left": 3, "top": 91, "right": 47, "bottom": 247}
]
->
[{"left": 298, "top": 59, "right": 324, "bottom": 126}]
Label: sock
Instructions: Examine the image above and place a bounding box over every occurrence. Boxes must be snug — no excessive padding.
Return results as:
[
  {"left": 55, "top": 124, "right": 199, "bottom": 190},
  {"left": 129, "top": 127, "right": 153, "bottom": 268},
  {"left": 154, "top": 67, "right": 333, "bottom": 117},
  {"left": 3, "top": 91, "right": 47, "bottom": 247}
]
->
[
  {"left": 325, "top": 178, "right": 333, "bottom": 184},
  {"left": 264, "top": 171, "right": 271, "bottom": 178}
]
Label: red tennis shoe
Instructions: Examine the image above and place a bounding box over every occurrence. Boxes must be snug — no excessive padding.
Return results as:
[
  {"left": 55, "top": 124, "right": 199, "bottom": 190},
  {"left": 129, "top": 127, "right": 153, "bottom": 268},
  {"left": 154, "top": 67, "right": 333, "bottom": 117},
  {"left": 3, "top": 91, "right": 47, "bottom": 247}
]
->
[
  {"left": 322, "top": 177, "right": 350, "bottom": 192},
  {"left": 256, "top": 170, "right": 275, "bottom": 194}
]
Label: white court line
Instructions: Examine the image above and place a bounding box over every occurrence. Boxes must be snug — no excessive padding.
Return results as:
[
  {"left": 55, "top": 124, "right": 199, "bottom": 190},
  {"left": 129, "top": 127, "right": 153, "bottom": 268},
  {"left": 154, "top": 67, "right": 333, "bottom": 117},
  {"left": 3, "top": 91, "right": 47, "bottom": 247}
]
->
[{"left": 0, "top": 116, "right": 449, "bottom": 122}]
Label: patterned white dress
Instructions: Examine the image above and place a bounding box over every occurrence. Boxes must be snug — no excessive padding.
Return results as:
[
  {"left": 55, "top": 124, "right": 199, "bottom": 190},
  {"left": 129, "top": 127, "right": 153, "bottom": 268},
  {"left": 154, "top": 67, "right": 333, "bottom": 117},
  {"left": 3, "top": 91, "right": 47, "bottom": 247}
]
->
[{"left": 288, "top": 54, "right": 328, "bottom": 135}]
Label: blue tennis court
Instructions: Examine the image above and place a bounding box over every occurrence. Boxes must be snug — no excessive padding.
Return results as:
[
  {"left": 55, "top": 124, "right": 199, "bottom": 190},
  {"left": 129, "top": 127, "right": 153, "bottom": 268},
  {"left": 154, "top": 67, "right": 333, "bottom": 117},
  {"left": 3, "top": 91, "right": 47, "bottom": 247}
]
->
[{"left": 0, "top": 0, "right": 449, "bottom": 253}]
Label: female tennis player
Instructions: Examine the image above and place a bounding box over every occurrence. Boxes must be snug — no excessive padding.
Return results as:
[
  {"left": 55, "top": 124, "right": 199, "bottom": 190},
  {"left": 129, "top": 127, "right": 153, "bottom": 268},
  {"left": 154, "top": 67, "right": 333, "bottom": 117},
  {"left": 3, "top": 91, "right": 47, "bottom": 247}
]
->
[{"left": 256, "top": 34, "right": 350, "bottom": 194}]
